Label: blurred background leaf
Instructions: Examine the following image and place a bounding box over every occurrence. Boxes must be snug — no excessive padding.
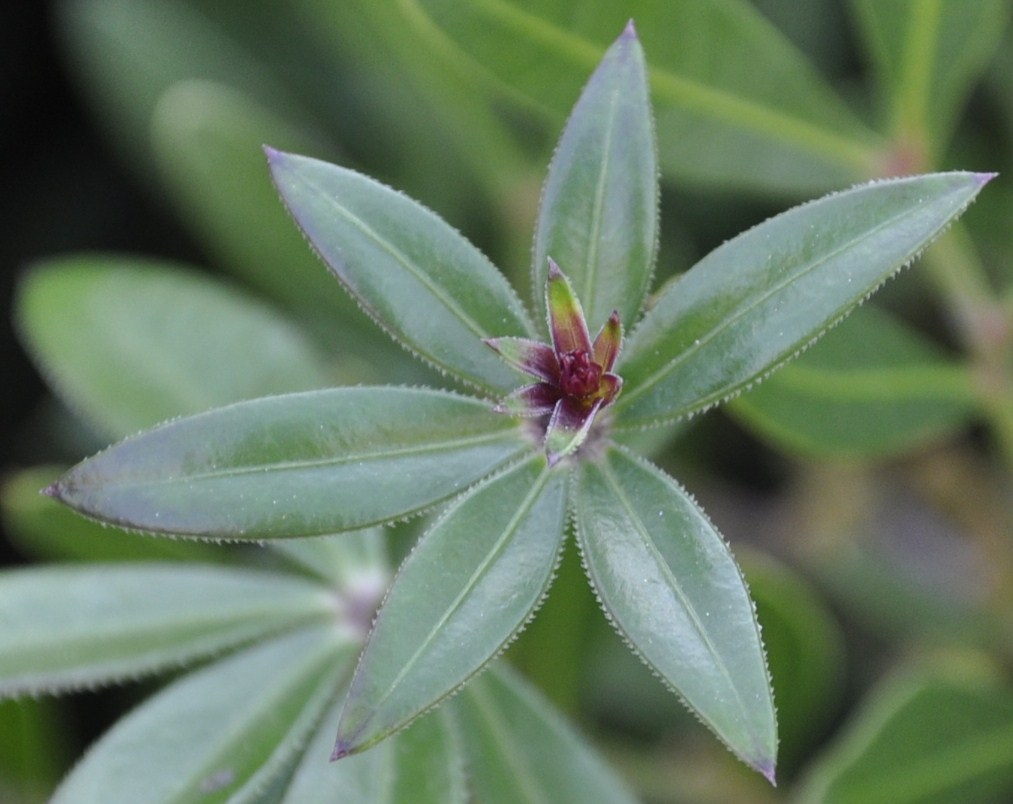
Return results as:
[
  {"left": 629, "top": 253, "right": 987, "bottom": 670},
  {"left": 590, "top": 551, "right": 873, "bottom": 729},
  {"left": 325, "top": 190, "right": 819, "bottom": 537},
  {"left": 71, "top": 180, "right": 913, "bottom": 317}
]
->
[
  {"left": 729, "top": 305, "right": 978, "bottom": 459},
  {"left": 2, "top": 0, "right": 1012, "bottom": 800},
  {"left": 797, "top": 655, "right": 1013, "bottom": 803},
  {"left": 396, "top": 0, "right": 883, "bottom": 193}
]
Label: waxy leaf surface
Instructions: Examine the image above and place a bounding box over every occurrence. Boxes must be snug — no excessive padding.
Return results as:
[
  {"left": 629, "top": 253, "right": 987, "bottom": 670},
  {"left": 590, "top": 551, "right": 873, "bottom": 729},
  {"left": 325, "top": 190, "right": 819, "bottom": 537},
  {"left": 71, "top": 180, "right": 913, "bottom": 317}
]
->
[
  {"left": 575, "top": 446, "right": 776, "bottom": 778},
  {"left": 532, "top": 23, "right": 656, "bottom": 330},
  {"left": 616, "top": 172, "right": 991, "bottom": 429},
  {"left": 0, "top": 564, "right": 335, "bottom": 697},
  {"left": 51, "top": 626, "right": 353, "bottom": 803},
  {"left": 269, "top": 149, "right": 534, "bottom": 394},
  {"left": 335, "top": 456, "right": 567, "bottom": 755},
  {"left": 284, "top": 701, "right": 465, "bottom": 804},
  {"left": 50, "top": 388, "right": 531, "bottom": 539},
  {"left": 455, "top": 665, "right": 639, "bottom": 804},
  {"left": 405, "top": 0, "right": 879, "bottom": 193},
  {"left": 17, "top": 257, "right": 330, "bottom": 440}
]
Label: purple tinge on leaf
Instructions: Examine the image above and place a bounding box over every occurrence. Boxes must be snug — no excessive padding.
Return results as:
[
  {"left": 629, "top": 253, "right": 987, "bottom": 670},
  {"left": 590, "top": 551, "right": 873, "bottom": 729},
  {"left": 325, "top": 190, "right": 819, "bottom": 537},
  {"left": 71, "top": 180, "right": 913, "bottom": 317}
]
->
[{"left": 484, "top": 260, "right": 623, "bottom": 465}]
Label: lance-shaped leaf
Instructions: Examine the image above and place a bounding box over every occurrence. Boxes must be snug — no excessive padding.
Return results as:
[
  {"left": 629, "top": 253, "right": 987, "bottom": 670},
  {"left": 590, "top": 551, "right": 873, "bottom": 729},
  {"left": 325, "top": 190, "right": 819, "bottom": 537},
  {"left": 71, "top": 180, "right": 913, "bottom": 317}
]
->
[
  {"left": 334, "top": 456, "right": 568, "bottom": 756},
  {"left": 151, "top": 79, "right": 397, "bottom": 356},
  {"left": 268, "top": 149, "right": 535, "bottom": 395},
  {"left": 50, "top": 625, "right": 353, "bottom": 803},
  {"left": 1, "top": 466, "right": 219, "bottom": 564},
  {"left": 546, "top": 258, "right": 593, "bottom": 355},
  {"left": 851, "top": 0, "right": 1010, "bottom": 160},
  {"left": 532, "top": 22, "right": 657, "bottom": 330},
  {"left": 798, "top": 662, "right": 1013, "bottom": 804},
  {"left": 403, "top": 0, "right": 880, "bottom": 193},
  {"left": 0, "top": 564, "right": 336, "bottom": 697},
  {"left": 283, "top": 700, "right": 465, "bottom": 804},
  {"left": 484, "top": 337, "right": 559, "bottom": 383},
  {"left": 575, "top": 446, "right": 777, "bottom": 780},
  {"left": 49, "top": 387, "right": 531, "bottom": 540},
  {"left": 454, "top": 665, "right": 639, "bottom": 804},
  {"left": 616, "top": 172, "right": 993, "bottom": 429},
  {"left": 16, "top": 257, "right": 331, "bottom": 440}
]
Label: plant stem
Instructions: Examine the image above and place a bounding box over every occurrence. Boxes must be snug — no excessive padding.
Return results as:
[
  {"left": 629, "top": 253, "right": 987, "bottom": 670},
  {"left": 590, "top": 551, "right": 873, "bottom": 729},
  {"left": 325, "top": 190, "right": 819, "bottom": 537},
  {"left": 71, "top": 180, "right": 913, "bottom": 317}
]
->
[{"left": 923, "top": 225, "right": 1013, "bottom": 470}]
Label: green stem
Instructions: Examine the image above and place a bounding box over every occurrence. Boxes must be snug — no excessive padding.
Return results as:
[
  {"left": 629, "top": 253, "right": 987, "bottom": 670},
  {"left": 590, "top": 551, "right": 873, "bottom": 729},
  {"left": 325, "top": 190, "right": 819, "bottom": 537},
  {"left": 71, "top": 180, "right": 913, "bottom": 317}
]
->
[
  {"left": 893, "top": 0, "right": 942, "bottom": 158},
  {"left": 923, "top": 226, "right": 1013, "bottom": 470}
]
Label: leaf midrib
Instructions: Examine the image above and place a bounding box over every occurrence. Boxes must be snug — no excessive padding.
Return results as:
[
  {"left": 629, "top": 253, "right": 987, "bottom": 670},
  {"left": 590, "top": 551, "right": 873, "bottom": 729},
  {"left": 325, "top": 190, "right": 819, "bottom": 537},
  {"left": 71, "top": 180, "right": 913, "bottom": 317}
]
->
[
  {"left": 596, "top": 451, "right": 754, "bottom": 741},
  {"left": 406, "top": 0, "right": 877, "bottom": 168},
  {"left": 466, "top": 679, "right": 553, "bottom": 804},
  {"left": 89, "top": 429, "right": 520, "bottom": 488},
  {"left": 368, "top": 462, "right": 553, "bottom": 717},
  {"left": 618, "top": 184, "right": 965, "bottom": 417},
  {"left": 295, "top": 166, "right": 533, "bottom": 384}
]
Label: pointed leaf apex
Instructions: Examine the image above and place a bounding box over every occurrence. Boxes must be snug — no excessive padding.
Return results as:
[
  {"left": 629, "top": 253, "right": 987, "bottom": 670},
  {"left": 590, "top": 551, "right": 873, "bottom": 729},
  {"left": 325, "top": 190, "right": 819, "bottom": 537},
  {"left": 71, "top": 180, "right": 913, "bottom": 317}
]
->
[
  {"left": 759, "top": 761, "right": 777, "bottom": 787},
  {"left": 976, "top": 171, "right": 998, "bottom": 186},
  {"left": 593, "top": 311, "right": 623, "bottom": 371},
  {"left": 41, "top": 482, "right": 60, "bottom": 499},
  {"left": 330, "top": 740, "right": 353, "bottom": 761},
  {"left": 547, "top": 261, "right": 592, "bottom": 355},
  {"left": 623, "top": 19, "right": 637, "bottom": 39}
]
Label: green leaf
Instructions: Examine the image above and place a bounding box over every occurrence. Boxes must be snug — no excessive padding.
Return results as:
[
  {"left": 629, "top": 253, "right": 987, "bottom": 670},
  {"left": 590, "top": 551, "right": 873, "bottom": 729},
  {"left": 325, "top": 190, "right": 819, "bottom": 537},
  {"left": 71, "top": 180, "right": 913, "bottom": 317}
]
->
[
  {"left": 57, "top": 0, "right": 303, "bottom": 171},
  {"left": 50, "top": 625, "right": 353, "bottom": 803},
  {"left": 292, "top": 0, "right": 532, "bottom": 206},
  {"left": 575, "top": 446, "right": 776, "bottom": 779},
  {"left": 798, "top": 660, "right": 1013, "bottom": 803},
  {"left": 282, "top": 701, "right": 465, "bottom": 804},
  {"left": 0, "top": 565, "right": 335, "bottom": 697},
  {"left": 454, "top": 665, "right": 639, "bottom": 804},
  {"left": 16, "top": 257, "right": 331, "bottom": 440},
  {"left": 334, "top": 455, "right": 567, "bottom": 756},
  {"left": 1, "top": 466, "right": 218, "bottom": 564},
  {"left": 49, "top": 387, "right": 531, "bottom": 540},
  {"left": 532, "top": 22, "right": 656, "bottom": 330},
  {"left": 0, "top": 697, "right": 68, "bottom": 803},
  {"left": 268, "top": 149, "right": 535, "bottom": 394},
  {"left": 850, "top": 0, "right": 1011, "bottom": 160},
  {"left": 151, "top": 79, "right": 398, "bottom": 357},
  {"left": 745, "top": 554, "right": 845, "bottom": 774},
  {"left": 403, "top": 0, "right": 881, "bottom": 193},
  {"left": 616, "top": 172, "right": 992, "bottom": 429},
  {"left": 269, "top": 527, "right": 389, "bottom": 591},
  {"left": 728, "top": 306, "right": 978, "bottom": 458}
]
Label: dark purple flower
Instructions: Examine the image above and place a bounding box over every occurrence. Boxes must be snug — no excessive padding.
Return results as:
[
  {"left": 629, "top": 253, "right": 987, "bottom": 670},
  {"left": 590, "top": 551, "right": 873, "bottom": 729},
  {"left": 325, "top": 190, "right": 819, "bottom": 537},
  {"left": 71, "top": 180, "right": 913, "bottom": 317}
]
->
[{"left": 484, "top": 259, "right": 623, "bottom": 465}]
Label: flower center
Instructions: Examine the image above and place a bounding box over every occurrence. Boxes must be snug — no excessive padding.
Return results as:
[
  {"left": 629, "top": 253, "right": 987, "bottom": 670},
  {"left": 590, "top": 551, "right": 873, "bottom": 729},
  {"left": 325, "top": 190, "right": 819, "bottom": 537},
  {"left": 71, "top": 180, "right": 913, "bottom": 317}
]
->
[{"left": 558, "top": 349, "right": 603, "bottom": 398}]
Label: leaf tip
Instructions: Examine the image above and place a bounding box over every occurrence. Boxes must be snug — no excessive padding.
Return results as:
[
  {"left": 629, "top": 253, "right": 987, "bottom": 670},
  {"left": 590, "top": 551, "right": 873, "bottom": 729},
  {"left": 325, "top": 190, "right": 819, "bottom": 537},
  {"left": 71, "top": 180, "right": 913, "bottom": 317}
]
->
[
  {"left": 622, "top": 18, "right": 637, "bottom": 39},
  {"left": 41, "top": 481, "right": 62, "bottom": 500},
  {"left": 262, "top": 144, "right": 281, "bottom": 162},
  {"left": 975, "top": 171, "right": 999, "bottom": 187},
  {"left": 330, "top": 739, "right": 353, "bottom": 761},
  {"left": 758, "top": 760, "right": 777, "bottom": 787},
  {"left": 547, "top": 257, "right": 562, "bottom": 280}
]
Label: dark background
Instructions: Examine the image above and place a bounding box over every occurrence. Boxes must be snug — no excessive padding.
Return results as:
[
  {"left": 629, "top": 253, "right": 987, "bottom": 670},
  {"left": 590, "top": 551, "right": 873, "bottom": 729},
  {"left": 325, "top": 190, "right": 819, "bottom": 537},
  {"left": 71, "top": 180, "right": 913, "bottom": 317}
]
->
[{"left": 0, "top": 3, "right": 202, "bottom": 567}]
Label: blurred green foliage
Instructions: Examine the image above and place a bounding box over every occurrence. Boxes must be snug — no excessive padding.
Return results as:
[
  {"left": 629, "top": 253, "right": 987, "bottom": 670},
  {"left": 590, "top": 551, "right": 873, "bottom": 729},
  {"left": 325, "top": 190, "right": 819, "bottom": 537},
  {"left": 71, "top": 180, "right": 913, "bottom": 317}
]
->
[{"left": 3, "top": 0, "right": 1013, "bottom": 800}]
